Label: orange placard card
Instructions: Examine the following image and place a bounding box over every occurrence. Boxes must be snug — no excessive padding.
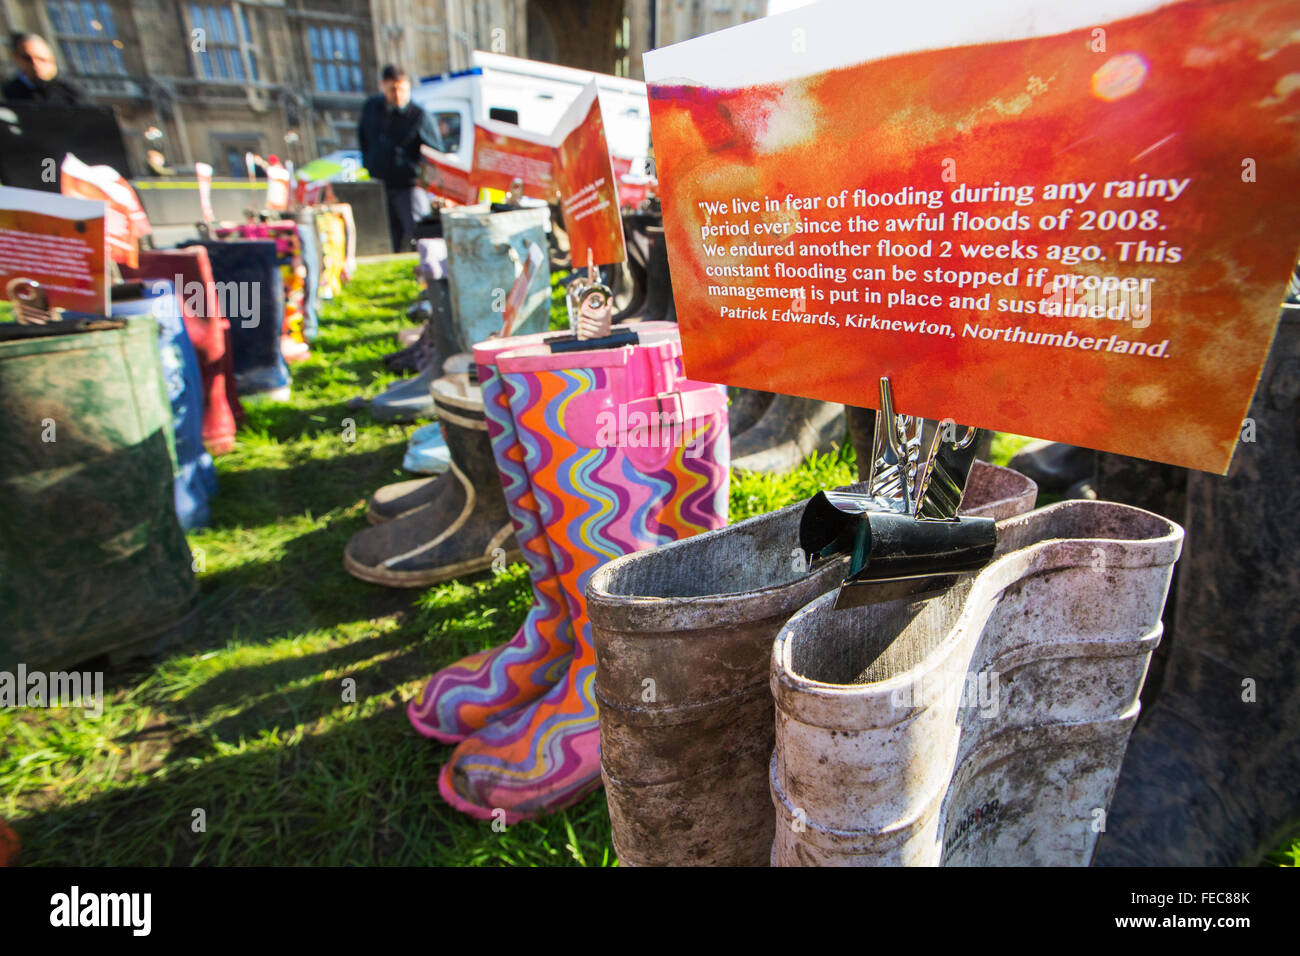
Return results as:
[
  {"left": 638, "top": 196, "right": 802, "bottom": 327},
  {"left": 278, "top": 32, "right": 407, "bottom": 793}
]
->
[
  {"left": 0, "top": 186, "right": 108, "bottom": 313},
  {"left": 644, "top": 0, "right": 1300, "bottom": 474},
  {"left": 59, "top": 153, "right": 149, "bottom": 270},
  {"left": 470, "top": 121, "right": 558, "bottom": 200},
  {"left": 420, "top": 145, "right": 478, "bottom": 204},
  {"left": 554, "top": 82, "right": 627, "bottom": 268}
]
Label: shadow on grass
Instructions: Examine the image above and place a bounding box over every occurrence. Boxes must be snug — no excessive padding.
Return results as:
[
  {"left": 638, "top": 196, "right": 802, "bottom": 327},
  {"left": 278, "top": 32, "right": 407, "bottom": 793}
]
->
[
  {"left": 11, "top": 707, "right": 614, "bottom": 866},
  {"left": 203, "top": 442, "right": 409, "bottom": 527},
  {"left": 174, "top": 567, "right": 532, "bottom": 734},
  {"left": 236, "top": 398, "right": 416, "bottom": 444}
]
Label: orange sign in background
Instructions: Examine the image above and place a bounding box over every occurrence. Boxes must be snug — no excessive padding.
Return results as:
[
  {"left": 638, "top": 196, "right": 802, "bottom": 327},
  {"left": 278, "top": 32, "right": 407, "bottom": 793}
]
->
[
  {"left": 420, "top": 146, "right": 478, "bottom": 204},
  {"left": 645, "top": 0, "right": 1300, "bottom": 473},
  {"left": 553, "top": 82, "right": 626, "bottom": 267},
  {"left": 59, "top": 154, "right": 149, "bottom": 270},
  {"left": 0, "top": 186, "right": 108, "bottom": 313},
  {"left": 469, "top": 122, "right": 557, "bottom": 200}
]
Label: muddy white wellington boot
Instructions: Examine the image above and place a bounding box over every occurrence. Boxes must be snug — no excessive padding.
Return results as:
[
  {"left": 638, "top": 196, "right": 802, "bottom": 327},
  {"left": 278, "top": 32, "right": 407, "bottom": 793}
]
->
[
  {"left": 344, "top": 371, "right": 519, "bottom": 587},
  {"left": 587, "top": 461, "right": 1037, "bottom": 866},
  {"left": 770, "top": 499, "right": 1183, "bottom": 866}
]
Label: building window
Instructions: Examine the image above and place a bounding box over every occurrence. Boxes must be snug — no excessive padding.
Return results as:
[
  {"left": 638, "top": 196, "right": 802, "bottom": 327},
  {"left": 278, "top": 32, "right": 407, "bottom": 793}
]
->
[
  {"left": 45, "top": 0, "right": 127, "bottom": 76},
  {"left": 613, "top": 15, "right": 630, "bottom": 77},
  {"left": 307, "top": 25, "right": 363, "bottom": 93},
  {"left": 188, "top": 3, "right": 260, "bottom": 82}
]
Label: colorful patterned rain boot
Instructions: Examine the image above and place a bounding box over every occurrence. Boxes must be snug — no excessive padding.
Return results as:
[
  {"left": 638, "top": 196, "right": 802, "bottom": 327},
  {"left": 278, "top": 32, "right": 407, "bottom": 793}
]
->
[
  {"left": 438, "top": 326, "right": 731, "bottom": 821},
  {"left": 407, "top": 323, "right": 681, "bottom": 739},
  {"left": 407, "top": 332, "right": 578, "bottom": 743}
]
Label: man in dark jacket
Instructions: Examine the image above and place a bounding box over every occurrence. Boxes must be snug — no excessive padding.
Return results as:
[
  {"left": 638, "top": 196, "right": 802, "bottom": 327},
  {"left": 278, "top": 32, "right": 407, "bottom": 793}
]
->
[
  {"left": 3, "top": 32, "right": 87, "bottom": 105},
  {"left": 358, "top": 65, "right": 444, "bottom": 252}
]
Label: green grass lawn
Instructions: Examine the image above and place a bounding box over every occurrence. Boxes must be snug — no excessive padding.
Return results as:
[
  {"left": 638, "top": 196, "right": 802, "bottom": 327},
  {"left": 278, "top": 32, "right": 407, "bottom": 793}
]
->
[{"left": 1, "top": 257, "right": 1295, "bottom": 866}]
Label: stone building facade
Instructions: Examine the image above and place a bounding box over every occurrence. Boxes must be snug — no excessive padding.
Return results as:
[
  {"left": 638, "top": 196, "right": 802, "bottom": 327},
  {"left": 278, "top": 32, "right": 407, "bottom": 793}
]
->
[{"left": 0, "top": 0, "right": 763, "bottom": 177}]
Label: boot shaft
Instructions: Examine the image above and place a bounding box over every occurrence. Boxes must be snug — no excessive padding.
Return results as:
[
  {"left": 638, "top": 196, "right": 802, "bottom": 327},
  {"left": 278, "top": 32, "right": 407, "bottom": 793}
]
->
[
  {"left": 442, "top": 205, "right": 552, "bottom": 352},
  {"left": 587, "top": 461, "right": 1037, "bottom": 867},
  {"left": 496, "top": 328, "right": 730, "bottom": 650}
]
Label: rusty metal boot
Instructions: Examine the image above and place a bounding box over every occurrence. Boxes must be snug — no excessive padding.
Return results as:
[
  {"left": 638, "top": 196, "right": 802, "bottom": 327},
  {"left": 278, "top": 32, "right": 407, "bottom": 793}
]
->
[
  {"left": 730, "top": 393, "right": 846, "bottom": 473},
  {"left": 770, "top": 498, "right": 1183, "bottom": 866},
  {"left": 587, "top": 460, "right": 1037, "bottom": 866},
  {"left": 344, "top": 371, "right": 519, "bottom": 587}
]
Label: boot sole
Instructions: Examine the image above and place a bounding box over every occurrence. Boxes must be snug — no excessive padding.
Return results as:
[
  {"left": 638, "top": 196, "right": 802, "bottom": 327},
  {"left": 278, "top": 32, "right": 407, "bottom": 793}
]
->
[
  {"left": 343, "top": 548, "right": 523, "bottom": 588},
  {"left": 436, "top": 761, "right": 603, "bottom": 824}
]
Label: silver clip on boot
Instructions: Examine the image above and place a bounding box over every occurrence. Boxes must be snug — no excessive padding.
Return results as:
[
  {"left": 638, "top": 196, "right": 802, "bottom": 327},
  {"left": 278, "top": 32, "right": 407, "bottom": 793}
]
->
[{"left": 799, "top": 378, "right": 995, "bottom": 608}]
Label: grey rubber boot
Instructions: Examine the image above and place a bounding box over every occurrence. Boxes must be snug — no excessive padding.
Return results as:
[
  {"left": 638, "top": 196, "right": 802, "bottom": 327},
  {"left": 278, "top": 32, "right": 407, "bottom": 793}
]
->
[
  {"left": 369, "top": 361, "right": 438, "bottom": 423},
  {"left": 345, "top": 372, "right": 520, "bottom": 587},
  {"left": 770, "top": 499, "right": 1183, "bottom": 866},
  {"left": 730, "top": 394, "right": 846, "bottom": 473},
  {"left": 728, "top": 387, "right": 776, "bottom": 439},
  {"left": 587, "top": 462, "right": 1038, "bottom": 866}
]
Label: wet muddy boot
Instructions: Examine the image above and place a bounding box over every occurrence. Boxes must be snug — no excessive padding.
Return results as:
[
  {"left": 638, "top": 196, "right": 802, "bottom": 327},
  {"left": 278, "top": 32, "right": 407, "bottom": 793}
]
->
[
  {"left": 438, "top": 327, "right": 731, "bottom": 822},
  {"left": 344, "top": 372, "right": 519, "bottom": 587},
  {"left": 587, "top": 461, "right": 1037, "bottom": 866},
  {"left": 1096, "top": 311, "right": 1300, "bottom": 867},
  {"left": 1, "top": 316, "right": 199, "bottom": 670},
  {"left": 366, "top": 474, "right": 440, "bottom": 525},
  {"left": 407, "top": 331, "right": 581, "bottom": 743},
  {"left": 730, "top": 394, "right": 846, "bottom": 473},
  {"left": 770, "top": 499, "right": 1183, "bottom": 866},
  {"left": 616, "top": 225, "right": 671, "bottom": 323}
]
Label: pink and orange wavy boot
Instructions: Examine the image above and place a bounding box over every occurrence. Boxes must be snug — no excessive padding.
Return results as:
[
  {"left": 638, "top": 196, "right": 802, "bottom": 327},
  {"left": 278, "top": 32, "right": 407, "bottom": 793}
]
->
[
  {"left": 406, "top": 332, "right": 579, "bottom": 742},
  {"left": 438, "top": 326, "right": 731, "bottom": 822}
]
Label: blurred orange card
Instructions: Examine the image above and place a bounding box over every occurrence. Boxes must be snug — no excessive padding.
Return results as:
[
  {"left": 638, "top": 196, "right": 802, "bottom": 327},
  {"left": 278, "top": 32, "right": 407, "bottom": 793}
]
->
[
  {"left": 0, "top": 186, "right": 108, "bottom": 313},
  {"left": 645, "top": 0, "right": 1300, "bottom": 473}
]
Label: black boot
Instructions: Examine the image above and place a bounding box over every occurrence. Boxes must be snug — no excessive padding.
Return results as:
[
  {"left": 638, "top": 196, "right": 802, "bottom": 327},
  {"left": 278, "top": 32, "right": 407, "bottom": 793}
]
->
[
  {"left": 345, "top": 371, "right": 519, "bottom": 587},
  {"left": 1096, "top": 311, "right": 1300, "bottom": 866},
  {"left": 730, "top": 394, "right": 845, "bottom": 473}
]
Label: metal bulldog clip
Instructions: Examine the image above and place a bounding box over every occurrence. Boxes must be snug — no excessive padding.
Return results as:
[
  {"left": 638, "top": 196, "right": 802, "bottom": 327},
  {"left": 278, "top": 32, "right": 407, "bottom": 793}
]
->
[
  {"left": 551, "top": 251, "right": 637, "bottom": 353},
  {"left": 799, "top": 377, "right": 996, "bottom": 609}
]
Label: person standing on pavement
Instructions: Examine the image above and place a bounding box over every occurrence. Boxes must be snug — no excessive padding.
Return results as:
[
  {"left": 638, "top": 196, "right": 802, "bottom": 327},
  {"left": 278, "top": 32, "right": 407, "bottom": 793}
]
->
[
  {"left": 357, "top": 64, "right": 443, "bottom": 253},
  {"left": 3, "top": 32, "right": 87, "bottom": 105}
]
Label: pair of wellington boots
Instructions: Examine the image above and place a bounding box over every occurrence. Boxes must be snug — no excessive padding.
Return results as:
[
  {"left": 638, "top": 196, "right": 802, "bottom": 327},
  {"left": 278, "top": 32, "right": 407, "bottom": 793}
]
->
[
  {"left": 586, "top": 460, "right": 1037, "bottom": 866},
  {"left": 614, "top": 224, "right": 677, "bottom": 324},
  {"left": 589, "top": 470, "right": 1183, "bottom": 866},
  {"left": 345, "top": 367, "right": 519, "bottom": 587},
  {"left": 406, "top": 322, "right": 731, "bottom": 822}
]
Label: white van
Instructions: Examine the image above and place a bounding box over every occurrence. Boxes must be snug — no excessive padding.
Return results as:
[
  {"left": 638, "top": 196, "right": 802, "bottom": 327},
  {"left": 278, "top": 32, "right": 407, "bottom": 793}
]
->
[{"left": 413, "top": 51, "right": 653, "bottom": 183}]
